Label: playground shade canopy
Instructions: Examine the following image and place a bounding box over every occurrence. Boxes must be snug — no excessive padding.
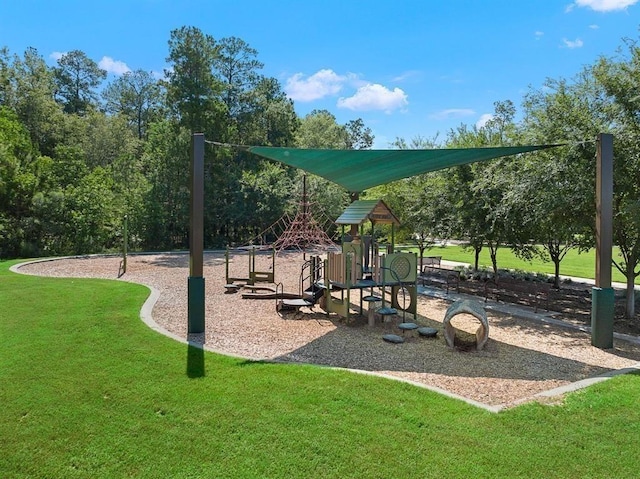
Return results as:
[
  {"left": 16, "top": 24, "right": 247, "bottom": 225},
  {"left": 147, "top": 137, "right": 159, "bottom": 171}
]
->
[
  {"left": 335, "top": 200, "right": 400, "bottom": 226},
  {"left": 247, "top": 144, "right": 562, "bottom": 193}
]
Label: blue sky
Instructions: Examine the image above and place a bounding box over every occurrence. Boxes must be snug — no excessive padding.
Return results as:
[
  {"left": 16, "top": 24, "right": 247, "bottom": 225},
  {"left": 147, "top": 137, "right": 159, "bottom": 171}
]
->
[{"left": 1, "top": 0, "right": 638, "bottom": 147}]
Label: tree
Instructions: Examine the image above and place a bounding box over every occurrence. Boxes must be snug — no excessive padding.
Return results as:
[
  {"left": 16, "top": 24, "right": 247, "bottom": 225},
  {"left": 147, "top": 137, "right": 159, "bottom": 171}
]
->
[
  {"left": 507, "top": 150, "right": 594, "bottom": 288},
  {"left": 520, "top": 76, "right": 605, "bottom": 288},
  {"left": 375, "top": 135, "right": 447, "bottom": 268},
  {"left": 53, "top": 50, "right": 106, "bottom": 114},
  {"left": 467, "top": 101, "right": 520, "bottom": 279},
  {"left": 294, "top": 110, "right": 352, "bottom": 220},
  {"left": 165, "top": 26, "right": 224, "bottom": 133},
  {"left": 3, "top": 48, "right": 63, "bottom": 156},
  {"left": 239, "top": 159, "right": 296, "bottom": 239},
  {"left": 445, "top": 122, "right": 501, "bottom": 276},
  {"left": 78, "top": 111, "right": 138, "bottom": 169},
  {"left": 102, "top": 69, "right": 164, "bottom": 139},
  {"left": 243, "top": 76, "right": 298, "bottom": 147},
  {"left": 217, "top": 76, "right": 299, "bottom": 243},
  {"left": 0, "top": 106, "right": 52, "bottom": 257},
  {"left": 295, "top": 109, "right": 346, "bottom": 148},
  {"left": 140, "top": 120, "right": 191, "bottom": 250},
  {"left": 344, "top": 118, "right": 373, "bottom": 150},
  {"left": 593, "top": 39, "right": 640, "bottom": 318},
  {"left": 295, "top": 109, "right": 374, "bottom": 151},
  {"left": 610, "top": 135, "right": 640, "bottom": 318},
  {"left": 390, "top": 134, "right": 441, "bottom": 150},
  {"left": 0, "top": 47, "right": 11, "bottom": 106},
  {"left": 65, "top": 167, "right": 118, "bottom": 253},
  {"left": 213, "top": 36, "right": 263, "bottom": 120}
]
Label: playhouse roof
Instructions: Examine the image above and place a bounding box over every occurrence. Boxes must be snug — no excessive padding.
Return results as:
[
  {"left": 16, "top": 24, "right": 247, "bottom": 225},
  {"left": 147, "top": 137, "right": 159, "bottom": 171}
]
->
[
  {"left": 335, "top": 199, "right": 400, "bottom": 226},
  {"left": 247, "top": 144, "right": 561, "bottom": 193}
]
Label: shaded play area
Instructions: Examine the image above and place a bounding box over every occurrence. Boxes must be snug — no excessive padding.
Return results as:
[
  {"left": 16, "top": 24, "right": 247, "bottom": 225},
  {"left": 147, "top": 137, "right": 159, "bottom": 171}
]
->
[
  {"left": 225, "top": 199, "right": 420, "bottom": 332},
  {"left": 189, "top": 135, "right": 617, "bottom": 352}
]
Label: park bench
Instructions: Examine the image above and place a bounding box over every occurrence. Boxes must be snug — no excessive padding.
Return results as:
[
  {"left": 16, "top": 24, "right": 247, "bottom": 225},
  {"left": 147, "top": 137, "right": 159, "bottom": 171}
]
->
[
  {"left": 483, "top": 277, "right": 552, "bottom": 312},
  {"left": 418, "top": 258, "right": 461, "bottom": 294},
  {"left": 422, "top": 256, "right": 442, "bottom": 268}
]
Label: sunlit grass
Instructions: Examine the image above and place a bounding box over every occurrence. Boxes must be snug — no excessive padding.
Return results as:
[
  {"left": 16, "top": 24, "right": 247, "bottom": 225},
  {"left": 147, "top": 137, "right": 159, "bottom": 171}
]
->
[{"left": 410, "top": 244, "right": 638, "bottom": 285}]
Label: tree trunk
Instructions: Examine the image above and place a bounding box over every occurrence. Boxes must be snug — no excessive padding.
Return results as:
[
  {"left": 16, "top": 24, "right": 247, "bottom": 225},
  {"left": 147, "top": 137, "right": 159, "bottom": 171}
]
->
[
  {"left": 554, "top": 259, "right": 561, "bottom": 289},
  {"left": 489, "top": 244, "right": 498, "bottom": 281},
  {"left": 626, "top": 273, "right": 636, "bottom": 319},
  {"left": 474, "top": 246, "right": 481, "bottom": 271}
]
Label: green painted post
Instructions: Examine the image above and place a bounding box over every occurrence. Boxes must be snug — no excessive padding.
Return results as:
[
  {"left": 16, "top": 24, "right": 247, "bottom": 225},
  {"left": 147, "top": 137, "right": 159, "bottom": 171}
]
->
[
  {"left": 346, "top": 253, "right": 351, "bottom": 322},
  {"left": 592, "top": 287, "right": 614, "bottom": 348},
  {"left": 188, "top": 133, "right": 205, "bottom": 334},
  {"left": 592, "top": 133, "right": 614, "bottom": 348}
]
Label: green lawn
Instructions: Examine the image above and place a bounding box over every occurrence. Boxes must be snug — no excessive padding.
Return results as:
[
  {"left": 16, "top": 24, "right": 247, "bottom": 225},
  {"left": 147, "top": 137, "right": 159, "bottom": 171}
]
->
[
  {"left": 412, "top": 244, "right": 639, "bottom": 285},
  {"left": 2, "top": 259, "right": 640, "bottom": 478}
]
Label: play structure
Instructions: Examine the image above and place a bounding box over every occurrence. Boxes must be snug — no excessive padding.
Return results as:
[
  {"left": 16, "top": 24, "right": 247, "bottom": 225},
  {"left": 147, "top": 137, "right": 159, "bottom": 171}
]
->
[
  {"left": 443, "top": 299, "right": 489, "bottom": 351},
  {"left": 271, "top": 174, "right": 338, "bottom": 253},
  {"left": 237, "top": 174, "right": 338, "bottom": 254},
  {"left": 268, "top": 200, "right": 419, "bottom": 324},
  {"left": 224, "top": 247, "right": 275, "bottom": 291}
]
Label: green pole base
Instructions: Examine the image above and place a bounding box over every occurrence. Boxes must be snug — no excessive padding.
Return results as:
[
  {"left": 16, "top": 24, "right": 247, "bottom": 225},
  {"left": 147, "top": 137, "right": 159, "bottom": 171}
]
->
[
  {"left": 591, "top": 287, "right": 614, "bottom": 349},
  {"left": 188, "top": 276, "right": 205, "bottom": 334}
]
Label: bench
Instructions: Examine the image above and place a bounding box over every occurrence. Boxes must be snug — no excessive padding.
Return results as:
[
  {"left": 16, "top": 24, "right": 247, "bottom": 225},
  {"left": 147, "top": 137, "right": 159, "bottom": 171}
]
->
[
  {"left": 418, "top": 264, "right": 461, "bottom": 293},
  {"left": 484, "top": 278, "right": 551, "bottom": 312},
  {"left": 422, "top": 256, "right": 442, "bottom": 268}
]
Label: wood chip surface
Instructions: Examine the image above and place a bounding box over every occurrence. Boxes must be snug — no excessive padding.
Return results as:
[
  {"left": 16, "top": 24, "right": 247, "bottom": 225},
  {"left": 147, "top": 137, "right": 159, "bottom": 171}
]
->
[{"left": 17, "top": 251, "right": 640, "bottom": 408}]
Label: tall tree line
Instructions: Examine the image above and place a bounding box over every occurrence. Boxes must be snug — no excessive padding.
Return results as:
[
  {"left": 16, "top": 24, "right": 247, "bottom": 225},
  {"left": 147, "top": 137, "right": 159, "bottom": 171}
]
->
[{"left": 0, "top": 26, "right": 370, "bottom": 257}]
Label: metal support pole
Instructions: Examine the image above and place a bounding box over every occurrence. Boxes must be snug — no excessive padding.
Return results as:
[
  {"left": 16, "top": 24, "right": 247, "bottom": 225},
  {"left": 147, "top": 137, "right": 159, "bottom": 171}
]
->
[
  {"left": 391, "top": 223, "right": 395, "bottom": 253},
  {"left": 188, "top": 133, "right": 205, "bottom": 334},
  {"left": 349, "top": 191, "right": 359, "bottom": 238},
  {"left": 592, "top": 133, "right": 614, "bottom": 348},
  {"left": 122, "top": 214, "right": 128, "bottom": 274}
]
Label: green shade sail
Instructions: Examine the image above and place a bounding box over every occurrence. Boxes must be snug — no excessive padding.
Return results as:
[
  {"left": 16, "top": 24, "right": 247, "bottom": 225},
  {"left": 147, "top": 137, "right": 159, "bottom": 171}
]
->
[{"left": 247, "top": 144, "right": 562, "bottom": 193}]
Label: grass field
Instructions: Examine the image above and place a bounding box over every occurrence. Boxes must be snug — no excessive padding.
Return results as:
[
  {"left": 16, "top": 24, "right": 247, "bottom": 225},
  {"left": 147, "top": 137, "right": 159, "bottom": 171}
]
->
[
  {"left": 409, "top": 244, "right": 639, "bottom": 285},
  {"left": 2, "top": 259, "right": 640, "bottom": 478}
]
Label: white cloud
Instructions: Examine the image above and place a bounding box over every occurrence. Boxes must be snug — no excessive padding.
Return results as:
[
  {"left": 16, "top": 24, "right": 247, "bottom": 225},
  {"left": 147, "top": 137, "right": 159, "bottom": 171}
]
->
[
  {"left": 589, "top": 24, "right": 600, "bottom": 28},
  {"left": 392, "top": 70, "right": 421, "bottom": 82},
  {"left": 535, "top": 31, "right": 544, "bottom": 39},
  {"left": 562, "top": 38, "right": 584, "bottom": 48},
  {"left": 337, "top": 84, "right": 408, "bottom": 113},
  {"left": 49, "top": 51, "right": 65, "bottom": 61},
  {"left": 429, "top": 108, "right": 475, "bottom": 120},
  {"left": 285, "top": 69, "right": 352, "bottom": 102},
  {"left": 476, "top": 113, "right": 494, "bottom": 129},
  {"left": 98, "top": 56, "right": 131, "bottom": 75},
  {"left": 567, "top": 0, "right": 637, "bottom": 11}
]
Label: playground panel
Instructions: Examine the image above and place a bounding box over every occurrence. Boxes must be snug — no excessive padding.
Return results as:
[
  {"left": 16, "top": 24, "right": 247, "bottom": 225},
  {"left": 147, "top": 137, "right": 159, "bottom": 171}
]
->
[
  {"left": 225, "top": 247, "right": 275, "bottom": 285},
  {"left": 323, "top": 251, "right": 417, "bottom": 321}
]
